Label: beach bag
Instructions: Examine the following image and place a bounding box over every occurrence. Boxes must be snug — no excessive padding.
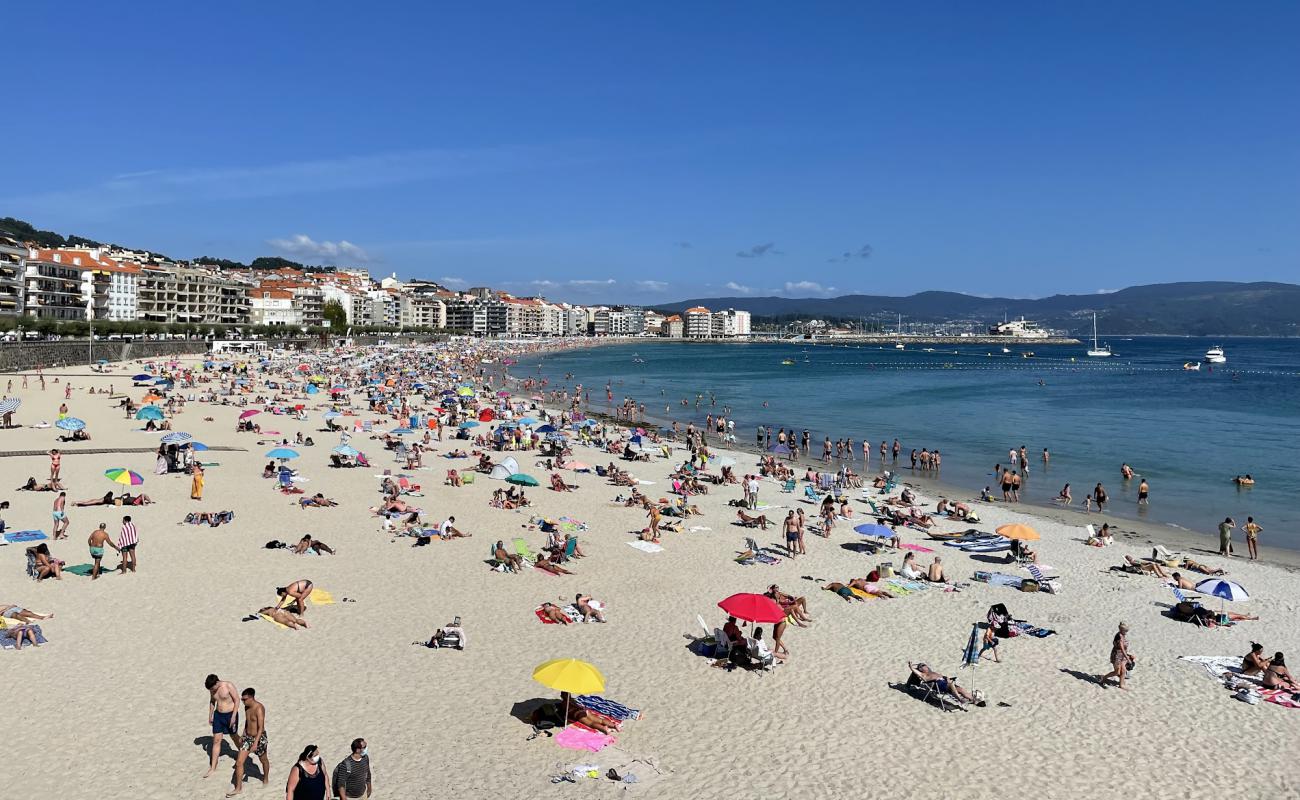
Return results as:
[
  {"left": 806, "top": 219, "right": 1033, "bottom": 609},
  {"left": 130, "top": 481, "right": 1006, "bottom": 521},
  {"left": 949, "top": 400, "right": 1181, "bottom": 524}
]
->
[
  {"left": 264, "top": 540, "right": 284, "bottom": 549},
  {"left": 1020, "top": 579, "right": 1040, "bottom": 593}
]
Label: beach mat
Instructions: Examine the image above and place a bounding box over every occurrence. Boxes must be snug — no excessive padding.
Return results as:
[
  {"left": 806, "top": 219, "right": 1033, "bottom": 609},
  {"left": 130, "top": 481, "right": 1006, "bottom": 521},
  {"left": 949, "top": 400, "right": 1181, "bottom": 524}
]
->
[
  {"left": 626, "top": 541, "right": 663, "bottom": 554},
  {"left": 4, "top": 530, "right": 48, "bottom": 543},
  {"left": 308, "top": 588, "right": 335, "bottom": 605},
  {"left": 555, "top": 725, "right": 616, "bottom": 752},
  {"left": 64, "top": 563, "right": 114, "bottom": 577}
]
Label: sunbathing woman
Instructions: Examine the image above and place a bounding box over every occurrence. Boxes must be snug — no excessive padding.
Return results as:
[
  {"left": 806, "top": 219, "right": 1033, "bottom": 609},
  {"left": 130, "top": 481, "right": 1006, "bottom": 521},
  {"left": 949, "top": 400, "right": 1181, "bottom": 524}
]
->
[
  {"left": 258, "top": 606, "right": 309, "bottom": 629},
  {"left": 849, "top": 577, "right": 896, "bottom": 598},
  {"left": 300, "top": 493, "right": 338, "bottom": 508},
  {"left": 766, "top": 585, "right": 812, "bottom": 625},
  {"left": 550, "top": 473, "right": 576, "bottom": 492},
  {"left": 559, "top": 692, "right": 617, "bottom": 733},
  {"left": 1263, "top": 653, "right": 1299, "bottom": 692},
  {"left": 1179, "top": 557, "right": 1227, "bottom": 576},
  {"left": 534, "top": 554, "right": 573, "bottom": 575},
  {"left": 575, "top": 593, "right": 605, "bottom": 622},
  {"left": 736, "top": 510, "right": 770, "bottom": 529},
  {"left": 538, "top": 602, "right": 572, "bottom": 624},
  {"left": 1124, "top": 555, "right": 1168, "bottom": 578},
  {"left": 75, "top": 491, "right": 117, "bottom": 507},
  {"left": 28, "top": 544, "right": 63, "bottom": 580},
  {"left": 293, "top": 535, "right": 336, "bottom": 555},
  {"left": 0, "top": 604, "right": 54, "bottom": 622}
]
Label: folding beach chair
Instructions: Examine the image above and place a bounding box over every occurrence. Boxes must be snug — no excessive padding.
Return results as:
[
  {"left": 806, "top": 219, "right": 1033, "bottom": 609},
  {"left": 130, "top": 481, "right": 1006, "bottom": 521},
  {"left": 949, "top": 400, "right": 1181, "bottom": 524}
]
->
[
  {"left": 902, "top": 673, "right": 968, "bottom": 712},
  {"left": 780, "top": 478, "right": 795, "bottom": 493},
  {"left": 514, "top": 537, "right": 537, "bottom": 563},
  {"left": 803, "top": 484, "right": 820, "bottom": 503},
  {"left": 1025, "top": 563, "right": 1059, "bottom": 593}
]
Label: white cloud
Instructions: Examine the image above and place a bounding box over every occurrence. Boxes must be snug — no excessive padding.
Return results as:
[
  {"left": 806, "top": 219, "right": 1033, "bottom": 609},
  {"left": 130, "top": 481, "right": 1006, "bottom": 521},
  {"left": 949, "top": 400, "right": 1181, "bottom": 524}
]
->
[
  {"left": 724, "top": 281, "right": 755, "bottom": 294},
  {"left": 530, "top": 280, "right": 560, "bottom": 289},
  {"left": 635, "top": 280, "right": 669, "bottom": 292},
  {"left": 568, "top": 279, "right": 617, "bottom": 287},
  {"left": 1096, "top": 288, "right": 1119, "bottom": 294},
  {"left": 438, "top": 276, "right": 468, "bottom": 289},
  {"left": 784, "top": 280, "right": 836, "bottom": 295},
  {"left": 268, "top": 234, "right": 371, "bottom": 263}
]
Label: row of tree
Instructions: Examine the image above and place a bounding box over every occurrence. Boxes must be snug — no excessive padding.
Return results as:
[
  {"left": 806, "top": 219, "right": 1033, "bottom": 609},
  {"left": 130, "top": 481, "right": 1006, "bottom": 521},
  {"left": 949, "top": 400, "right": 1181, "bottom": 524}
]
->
[{"left": 0, "top": 316, "right": 461, "bottom": 340}]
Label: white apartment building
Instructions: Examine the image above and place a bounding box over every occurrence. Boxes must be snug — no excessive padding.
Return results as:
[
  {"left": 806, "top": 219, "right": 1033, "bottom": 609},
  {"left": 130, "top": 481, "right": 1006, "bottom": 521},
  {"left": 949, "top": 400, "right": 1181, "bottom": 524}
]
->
[
  {"left": 249, "top": 289, "right": 303, "bottom": 327},
  {"left": 710, "top": 308, "right": 751, "bottom": 338},
  {"left": 0, "top": 238, "right": 27, "bottom": 318},
  {"left": 684, "top": 306, "right": 712, "bottom": 338}
]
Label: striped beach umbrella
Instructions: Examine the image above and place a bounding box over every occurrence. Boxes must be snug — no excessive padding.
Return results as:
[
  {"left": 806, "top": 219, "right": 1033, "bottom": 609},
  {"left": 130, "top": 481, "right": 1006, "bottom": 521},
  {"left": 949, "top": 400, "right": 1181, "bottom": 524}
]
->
[
  {"left": 0, "top": 398, "right": 21, "bottom": 414},
  {"left": 105, "top": 468, "right": 144, "bottom": 486},
  {"left": 161, "top": 432, "right": 193, "bottom": 444},
  {"left": 1194, "top": 579, "right": 1249, "bottom": 602},
  {"left": 55, "top": 417, "right": 86, "bottom": 431}
]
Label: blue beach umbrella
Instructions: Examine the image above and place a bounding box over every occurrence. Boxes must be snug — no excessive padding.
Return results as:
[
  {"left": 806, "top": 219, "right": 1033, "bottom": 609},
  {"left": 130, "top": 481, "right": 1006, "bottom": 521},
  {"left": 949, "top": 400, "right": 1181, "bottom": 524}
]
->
[
  {"left": 266, "top": 448, "right": 300, "bottom": 460},
  {"left": 391, "top": 427, "right": 414, "bottom": 435},
  {"left": 132, "top": 373, "right": 152, "bottom": 381},
  {"left": 518, "top": 417, "right": 538, "bottom": 425},
  {"left": 767, "top": 443, "right": 791, "bottom": 456},
  {"left": 55, "top": 417, "right": 86, "bottom": 431},
  {"left": 458, "top": 421, "right": 479, "bottom": 429},
  {"left": 1194, "top": 579, "right": 1249, "bottom": 602},
  {"left": 161, "top": 432, "right": 193, "bottom": 444},
  {"left": 136, "top": 406, "right": 165, "bottom": 421},
  {"left": 536, "top": 424, "right": 556, "bottom": 434},
  {"left": 323, "top": 411, "right": 341, "bottom": 419},
  {"left": 332, "top": 444, "right": 360, "bottom": 457},
  {"left": 190, "top": 442, "right": 210, "bottom": 452},
  {"left": 305, "top": 384, "right": 320, "bottom": 394},
  {"left": 854, "top": 523, "right": 895, "bottom": 538}
]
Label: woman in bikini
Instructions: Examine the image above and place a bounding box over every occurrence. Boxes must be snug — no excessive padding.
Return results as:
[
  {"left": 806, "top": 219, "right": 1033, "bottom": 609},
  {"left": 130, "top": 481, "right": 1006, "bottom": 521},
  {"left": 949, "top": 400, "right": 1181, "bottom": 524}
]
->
[
  {"left": 275, "top": 580, "right": 314, "bottom": 615},
  {"left": 1263, "top": 653, "right": 1299, "bottom": 692}
]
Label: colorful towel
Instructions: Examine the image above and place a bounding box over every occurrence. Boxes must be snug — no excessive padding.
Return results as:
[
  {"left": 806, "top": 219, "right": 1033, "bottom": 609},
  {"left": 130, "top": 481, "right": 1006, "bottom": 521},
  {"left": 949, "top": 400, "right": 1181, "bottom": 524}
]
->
[
  {"left": 1261, "top": 689, "right": 1300, "bottom": 709},
  {"left": 0, "top": 623, "right": 46, "bottom": 648},
  {"left": 308, "top": 588, "right": 335, "bottom": 605},
  {"left": 576, "top": 695, "right": 642, "bottom": 721},
  {"left": 626, "top": 540, "right": 663, "bottom": 553},
  {"left": 899, "top": 543, "right": 934, "bottom": 553},
  {"left": 4, "top": 530, "right": 47, "bottom": 543},
  {"left": 259, "top": 613, "right": 290, "bottom": 629},
  {"left": 848, "top": 587, "right": 878, "bottom": 600},
  {"left": 1010, "top": 621, "right": 1056, "bottom": 638},
  {"left": 554, "top": 725, "right": 615, "bottom": 752}
]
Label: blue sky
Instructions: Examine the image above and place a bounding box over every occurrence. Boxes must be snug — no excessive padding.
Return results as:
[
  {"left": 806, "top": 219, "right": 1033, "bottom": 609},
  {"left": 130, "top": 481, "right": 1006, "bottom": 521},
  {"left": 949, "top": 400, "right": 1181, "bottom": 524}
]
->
[{"left": 4, "top": 2, "right": 1297, "bottom": 303}]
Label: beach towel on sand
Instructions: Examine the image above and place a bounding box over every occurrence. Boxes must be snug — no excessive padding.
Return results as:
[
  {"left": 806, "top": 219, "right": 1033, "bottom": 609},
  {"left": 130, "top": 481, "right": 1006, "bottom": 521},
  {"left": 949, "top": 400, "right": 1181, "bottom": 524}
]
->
[
  {"left": 576, "top": 696, "right": 642, "bottom": 721},
  {"left": 1261, "top": 689, "right": 1300, "bottom": 709},
  {"left": 1179, "top": 656, "right": 1261, "bottom": 685},
  {"left": 626, "top": 541, "right": 663, "bottom": 554},
  {"left": 259, "top": 613, "right": 290, "bottom": 629},
  {"left": 64, "top": 563, "right": 115, "bottom": 577},
  {"left": 308, "top": 588, "right": 335, "bottom": 605},
  {"left": 4, "top": 531, "right": 48, "bottom": 544},
  {"left": 0, "top": 623, "right": 47, "bottom": 648},
  {"left": 555, "top": 725, "right": 616, "bottom": 752}
]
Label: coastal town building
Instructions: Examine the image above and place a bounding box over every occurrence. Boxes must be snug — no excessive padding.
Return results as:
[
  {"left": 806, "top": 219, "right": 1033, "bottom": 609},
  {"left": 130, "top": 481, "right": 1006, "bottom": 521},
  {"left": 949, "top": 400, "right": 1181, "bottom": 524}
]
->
[
  {"left": 23, "top": 248, "right": 90, "bottom": 320},
  {"left": 0, "top": 238, "right": 27, "bottom": 318},
  {"left": 661, "top": 314, "right": 683, "bottom": 338},
  {"left": 136, "top": 264, "right": 251, "bottom": 325},
  {"left": 249, "top": 288, "right": 302, "bottom": 327},
  {"left": 683, "top": 306, "right": 712, "bottom": 338}
]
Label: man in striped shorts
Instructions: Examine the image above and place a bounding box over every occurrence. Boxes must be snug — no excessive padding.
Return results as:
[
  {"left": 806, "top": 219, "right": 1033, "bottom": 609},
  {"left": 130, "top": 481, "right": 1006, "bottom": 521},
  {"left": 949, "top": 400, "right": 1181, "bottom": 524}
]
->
[{"left": 118, "top": 515, "right": 139, "bottom": 574}]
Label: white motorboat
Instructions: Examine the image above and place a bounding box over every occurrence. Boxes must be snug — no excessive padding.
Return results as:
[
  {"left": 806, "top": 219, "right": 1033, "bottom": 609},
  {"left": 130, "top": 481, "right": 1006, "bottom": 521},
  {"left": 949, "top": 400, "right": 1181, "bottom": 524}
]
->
[
  {"left": 1205, "top": 346, "right": 1226, "bottom": 364},
  {"left": 1183, "top": 362, "right": 1201, "bottom": 371},
  {"left": 1086, "top": 313, "right": 1112, "bottom": 357}
]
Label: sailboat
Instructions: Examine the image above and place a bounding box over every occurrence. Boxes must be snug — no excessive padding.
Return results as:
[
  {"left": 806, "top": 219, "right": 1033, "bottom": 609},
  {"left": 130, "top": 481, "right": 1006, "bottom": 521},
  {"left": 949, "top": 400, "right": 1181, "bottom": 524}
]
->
[
  {"left": 893, "top": 313, "right": 905, "bottom": 349},
  {"left": 1086, "top": 313, "right": 1112, "bottom": 357}
]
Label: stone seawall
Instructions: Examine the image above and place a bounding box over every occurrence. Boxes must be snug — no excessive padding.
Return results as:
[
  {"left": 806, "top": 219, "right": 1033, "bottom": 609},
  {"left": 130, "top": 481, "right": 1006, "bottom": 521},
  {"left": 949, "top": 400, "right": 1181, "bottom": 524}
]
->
[{"left": 0, "top": 340, "right": 214, "bottom": 372}]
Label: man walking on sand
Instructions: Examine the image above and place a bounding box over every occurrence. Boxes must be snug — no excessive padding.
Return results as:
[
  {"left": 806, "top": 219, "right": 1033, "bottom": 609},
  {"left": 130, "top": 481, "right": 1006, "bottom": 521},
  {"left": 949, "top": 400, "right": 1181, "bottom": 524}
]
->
[
  {"left": 1218, "top": 517, "right": 1236, "bottom": 557},
  {"left": 87, "top": 522, "right": 119, "bottom": 580},
  {"left": 227, "top": 687, "right": 269, "bottom": 797},
  {"left": 204, "top": 674, "right": 240, "bottom": 778},
  {"left": 117, "top": 515, "right": 139, "bottom": 573},
  {"left": 52, "top": 491, "right": 69, "bottom": 539},
  {"left": 333, "top": 737, "right": 373, "bottom": 800}
]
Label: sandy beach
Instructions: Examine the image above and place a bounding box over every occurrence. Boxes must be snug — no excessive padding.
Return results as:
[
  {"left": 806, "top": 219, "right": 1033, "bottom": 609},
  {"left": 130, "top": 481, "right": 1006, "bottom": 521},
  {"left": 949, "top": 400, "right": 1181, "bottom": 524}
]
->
[{"left": 2, "top": 346, "right": 1298, "bottom": 800}]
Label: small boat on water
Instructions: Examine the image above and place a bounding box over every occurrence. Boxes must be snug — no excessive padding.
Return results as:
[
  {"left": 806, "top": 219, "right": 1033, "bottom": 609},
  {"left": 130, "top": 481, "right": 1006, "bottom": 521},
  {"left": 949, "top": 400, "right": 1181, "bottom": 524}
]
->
[
  {"left": 922, "top": 347, "right": 935, "bottom": 353},
  {"left": 1086, "top": 312, "right": 1113, "bottom": 357},
  {"left": 781, "top": 358, "right": 796, "bottom": 366},
  {"left": 1205, "top": 346, "right": 1226, "bottom": 364},
  {"left": 631, "top": 353, "right": 645, "bottom": 363},
  {"left": 1001, "top": 347, "right": 1011, "bottom": 354},
  {"left": 1183, "top": 362, "right": 1201, "bottom": 371},
  {"left": 1021, "top": 351, "right": 1035, "bottom": 358}
]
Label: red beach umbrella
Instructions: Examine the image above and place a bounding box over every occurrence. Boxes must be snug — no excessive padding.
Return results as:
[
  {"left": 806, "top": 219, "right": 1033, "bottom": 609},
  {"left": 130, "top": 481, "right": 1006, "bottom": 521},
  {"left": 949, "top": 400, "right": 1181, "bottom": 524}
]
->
[
  {"left": 478, "top": 408, "right": 496, "bottom": 422},
  {"left": 718, "top": 593, "right": 785, "bottom": 624}
]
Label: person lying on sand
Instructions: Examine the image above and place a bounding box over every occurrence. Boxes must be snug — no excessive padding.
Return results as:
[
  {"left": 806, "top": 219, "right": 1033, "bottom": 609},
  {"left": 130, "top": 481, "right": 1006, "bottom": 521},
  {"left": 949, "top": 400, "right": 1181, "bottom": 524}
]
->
[
  {"left": 0, "top": 604, "right": 54, "bottom": 622},
  {"left": 299, "top": 493, "right": 337, "bottom": 508},
  {"left": 823, "top": 581, "right": 866, "bottom": 602},
  {"left": 534, "top": 554, "right": 573, "bottom": 575},
  {"left": 559, "top": 692, "right": 617, "bottom": 733},
  {"left": 575, "top": 593, "right": 605, "bottom": 622},
  {"left": 538, "top": 602, "right": 571, "bottom": 624},
  {"left": 1171, "top": 572, "right": 1197, "bottom": 590},
  {"left": 17, "top": 477, "right": 63, "bottom": 492},
  {"left": 75, "top": 491, "right": 118, "bottom": 507},
  {"left": 1179, "top": 558, "right": 1226, "bottom": 576},
  {"left": 257, "top": 606, "right": 308, "bottom": 629},
  {"left": 1124, "top": 555, "right": 1167, "bottom": 578},
  {"left": 849, "top": 577, "right": 895, "bottom": 598},
  {"left": 736, "top": 510, "right": 770, "bottom": 529},
  {"left": 293, "top": 535, "right": 335, "bottom": 555}
]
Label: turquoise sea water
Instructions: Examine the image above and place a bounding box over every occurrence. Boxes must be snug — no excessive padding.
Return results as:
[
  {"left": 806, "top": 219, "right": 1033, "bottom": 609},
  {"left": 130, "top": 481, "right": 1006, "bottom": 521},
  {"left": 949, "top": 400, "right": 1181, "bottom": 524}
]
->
[{"left": 515, "top": 337, "right": 1300, "bottom": 550}]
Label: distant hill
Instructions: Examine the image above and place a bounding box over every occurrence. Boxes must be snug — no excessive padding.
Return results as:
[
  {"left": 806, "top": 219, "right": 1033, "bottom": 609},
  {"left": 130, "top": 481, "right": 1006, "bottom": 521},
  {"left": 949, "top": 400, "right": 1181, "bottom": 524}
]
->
[{"left": 654, "top": 282, "right": 1300, "bottom": 336}]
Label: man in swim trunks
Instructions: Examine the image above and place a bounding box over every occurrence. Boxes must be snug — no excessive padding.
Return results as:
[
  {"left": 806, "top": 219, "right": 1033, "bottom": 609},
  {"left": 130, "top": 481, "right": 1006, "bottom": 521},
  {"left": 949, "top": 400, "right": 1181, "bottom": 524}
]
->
[
  {"left": 229, "top": 687, "right": 269, "bottom": 796},
  {"left": 87, "top": 522, "right": 119, "bottom": 580},
  {"left": 823, "top": 582, "right": 864, "bottom": 602},
  {"left": 205, "top": 674, "right": 240, "bottom": 777},
  {"left": 1137, "top": 478, "right": 1149, "bottom": 505},
  {"left": 52, "top": 491, "right": 69, "bottom": 539},
  {"left": 783, "top": 511, "right": 799, "bottom": 557},
  {"left": 909, "top": 661, "right": 977, "bottom": 703}
]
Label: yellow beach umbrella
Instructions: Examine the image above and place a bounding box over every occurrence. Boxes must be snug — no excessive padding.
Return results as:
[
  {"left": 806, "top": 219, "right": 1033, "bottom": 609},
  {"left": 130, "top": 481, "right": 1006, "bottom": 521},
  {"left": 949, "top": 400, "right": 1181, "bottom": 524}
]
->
[
  {"left": 996, "top": 523, "right": 1040, "bottom": 541},
  {"left": 532, "top": 658, "right": 605, "bottom": 695}
]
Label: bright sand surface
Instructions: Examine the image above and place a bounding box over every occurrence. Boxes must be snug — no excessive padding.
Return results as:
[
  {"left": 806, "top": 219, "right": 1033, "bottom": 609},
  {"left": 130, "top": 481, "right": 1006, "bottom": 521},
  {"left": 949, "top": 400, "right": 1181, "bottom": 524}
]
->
[{"left": 2, "top": 353, "right": 1298, "bottom": 799}]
